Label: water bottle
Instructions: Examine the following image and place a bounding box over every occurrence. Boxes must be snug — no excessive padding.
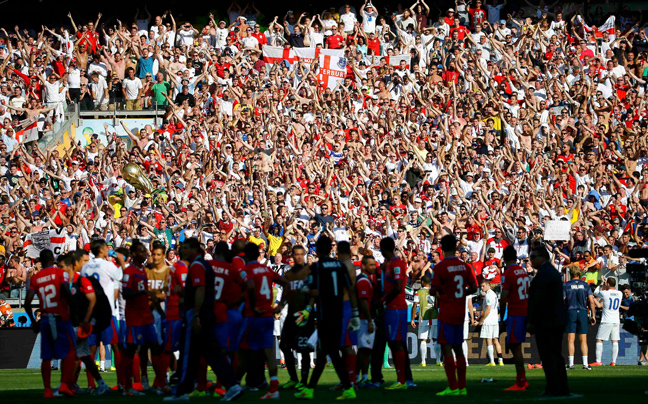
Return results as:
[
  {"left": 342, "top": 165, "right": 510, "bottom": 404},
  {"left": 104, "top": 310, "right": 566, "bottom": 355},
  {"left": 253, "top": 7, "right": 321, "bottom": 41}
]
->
[{"left": 481, "top": 378, "right": 495, "bottom": 383}]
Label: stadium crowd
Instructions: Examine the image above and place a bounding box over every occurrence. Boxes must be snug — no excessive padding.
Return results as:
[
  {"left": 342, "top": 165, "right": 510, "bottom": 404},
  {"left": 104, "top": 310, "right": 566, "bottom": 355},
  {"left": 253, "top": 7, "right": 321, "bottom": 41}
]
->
[{"left": 0, "top": 0, "right": 647, "bottom": 399}]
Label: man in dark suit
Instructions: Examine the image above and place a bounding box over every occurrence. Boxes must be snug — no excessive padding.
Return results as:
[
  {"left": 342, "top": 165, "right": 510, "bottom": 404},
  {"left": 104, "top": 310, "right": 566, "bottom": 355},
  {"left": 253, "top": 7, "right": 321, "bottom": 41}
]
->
[{"left": 528, "top": 243, "right": 569, "bottom": 396}]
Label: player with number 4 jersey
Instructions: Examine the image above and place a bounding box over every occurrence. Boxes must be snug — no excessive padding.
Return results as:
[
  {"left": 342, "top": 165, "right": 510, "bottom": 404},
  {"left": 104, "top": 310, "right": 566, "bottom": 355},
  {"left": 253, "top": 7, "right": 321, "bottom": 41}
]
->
[
  {"left": 430, "top": 235, "right": 477, "bottom": 396},
  {"left": 500, "top": 246, "right": 530, "bottom": 391}
]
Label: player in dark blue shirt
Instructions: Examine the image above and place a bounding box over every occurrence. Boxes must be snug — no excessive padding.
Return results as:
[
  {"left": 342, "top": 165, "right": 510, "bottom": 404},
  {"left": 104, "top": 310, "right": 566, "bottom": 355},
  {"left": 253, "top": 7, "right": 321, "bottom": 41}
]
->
[{"left": 562, "top": 266, "right": 596, "bottom": 370}]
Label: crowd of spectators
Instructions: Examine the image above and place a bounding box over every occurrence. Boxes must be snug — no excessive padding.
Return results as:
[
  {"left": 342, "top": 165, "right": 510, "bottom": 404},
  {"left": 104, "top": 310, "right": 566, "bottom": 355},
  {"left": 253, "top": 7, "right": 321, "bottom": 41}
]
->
[{"left": 0, "top": 1, "right": 647, "bottom": 313}]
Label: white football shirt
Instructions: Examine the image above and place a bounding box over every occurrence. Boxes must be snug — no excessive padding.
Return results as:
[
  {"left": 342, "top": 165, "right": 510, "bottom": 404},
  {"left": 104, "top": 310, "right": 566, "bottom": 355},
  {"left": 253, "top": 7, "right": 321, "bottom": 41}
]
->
[
  {"left": 81, "top": 257, "right": 123, "bottom": 319},
  {"left": 594, "top": 287, "right": 622, "bottom": 324}
]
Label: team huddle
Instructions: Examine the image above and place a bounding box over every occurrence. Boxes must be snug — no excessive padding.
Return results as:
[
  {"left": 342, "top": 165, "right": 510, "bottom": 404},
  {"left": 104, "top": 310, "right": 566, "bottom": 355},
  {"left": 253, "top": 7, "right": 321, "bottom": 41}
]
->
[{"left": 24, "top": 232, "right": 587, "bottom": 400}]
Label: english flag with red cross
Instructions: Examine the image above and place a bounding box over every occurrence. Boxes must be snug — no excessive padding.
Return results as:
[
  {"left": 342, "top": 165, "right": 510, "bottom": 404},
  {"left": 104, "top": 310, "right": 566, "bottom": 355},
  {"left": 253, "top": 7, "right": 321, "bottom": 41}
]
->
[
  {"left": 293, "top": 48, "right": 345, "bottom": 66},
  {"left": 381, "top": 54, "right": 412, "bottom": 69},
  {"left": 15, "top": 118, "right": 38, "bottom": 143},
  {"left": 576, "top": 15, "right": 616, "bottom": 40},
  {"left": 263, "top": 46, "right": 299, "bottom": 69},
  {"left": 317, "top": 54, "right": 347, "bottom": 90}
]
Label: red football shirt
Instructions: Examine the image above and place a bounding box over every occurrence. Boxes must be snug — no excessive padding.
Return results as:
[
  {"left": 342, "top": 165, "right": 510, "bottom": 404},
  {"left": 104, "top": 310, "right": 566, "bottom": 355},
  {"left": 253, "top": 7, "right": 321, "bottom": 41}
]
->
[
  {"left": 431, "top": 257, "right": 477, "bottom": 325},
  {"left": 219, "top": 257, "right": 247, "bottom": 308},
  {"left": 484, "top": 257, "right": 502, "bottom": 284},
  {"left": 326, "top": 35, "right": 344, "bottom": 49},
  {"left": 29, "top": 266, "right": 71, "bottom": 320},
  {"left": 356, "top": 275, "right": 373, "bottom": 319},
  {"left": 384, "top": 257, "right": 408, "bottom": 310},
  {"left": 122, "top": 264, "right": 154, "bottom": 327},
  {"left": 502, "top": 264, "right": 530, "bottom": 316},
  {"left": 243, "top": 262, "right": 280, "bottom": 317},
  {"left": 208, "top": 259, "right": 236, "bottom": 323},
  {"left": 72, "top": 272, "right": 95, "bottom": 295},
  {"left": 166, "top": 261, "right": 188, "bottom": 321}
]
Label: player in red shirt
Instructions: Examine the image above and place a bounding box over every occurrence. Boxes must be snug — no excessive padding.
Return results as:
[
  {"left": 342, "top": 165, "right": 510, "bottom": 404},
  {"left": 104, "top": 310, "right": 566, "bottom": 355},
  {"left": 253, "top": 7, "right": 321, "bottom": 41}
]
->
[
  {"left": 60, "top": 250, "right": 110, "bottom": 395},
  {"left": 430, "top": 235, "right": 478, "bottom": 396},
  {"left": 379, "top": 237, "right": 410, "bottom": 389},
  {"left": 237, "top": 242, "right": 285, "bottom": 399},
  {"left": 227, "top": 240, "right": 247, "bottom": 361},
  {"left": 164, "top": 246, "right": 189, "bottom": 385},
  {"left": 121, "top": 241, "right": 167, "bottom": 396},
  {"left": 356, "top": 255, "right": 377, "bottom": 387},
  {"left": 25, "top": 249, "right": 76, "bottom": 398},
  {"left": 500, "top": 246, "right": 531, "bottom": 391}
]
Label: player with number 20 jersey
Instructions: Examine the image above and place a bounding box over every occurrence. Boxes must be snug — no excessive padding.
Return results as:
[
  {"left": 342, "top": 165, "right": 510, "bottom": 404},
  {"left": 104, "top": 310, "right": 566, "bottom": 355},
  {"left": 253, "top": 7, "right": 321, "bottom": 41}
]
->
[{"left": 501, "top": 263, "right": 530, "bottom": 343}]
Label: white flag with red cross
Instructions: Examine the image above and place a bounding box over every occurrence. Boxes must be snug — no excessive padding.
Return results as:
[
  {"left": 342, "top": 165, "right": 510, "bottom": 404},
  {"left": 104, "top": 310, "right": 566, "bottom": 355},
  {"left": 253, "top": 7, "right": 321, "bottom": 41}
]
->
[
  {"left": 293, "top": 48, "right": 345, "bottom": 66},
  {"left": 576, "top": 15, "right": 616, "bottom": 40},
  {"left": 262, "top": 46, "right": 299, "bottom": 69},
  {"left": 317, "top": 54, "right": 347, "bottom": 90},
  {"left": 383, "top": 54, "right": 412, "bottom": 69},
  {"left": 15, "top": 118, "right": 38, "bottom": 143}
]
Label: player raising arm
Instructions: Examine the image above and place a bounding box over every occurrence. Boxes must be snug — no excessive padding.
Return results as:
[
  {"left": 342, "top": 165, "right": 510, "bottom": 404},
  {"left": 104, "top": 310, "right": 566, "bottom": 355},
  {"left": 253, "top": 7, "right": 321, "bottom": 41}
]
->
[{"left": 429, "top": 234, "right": 478, "bottom": 396}]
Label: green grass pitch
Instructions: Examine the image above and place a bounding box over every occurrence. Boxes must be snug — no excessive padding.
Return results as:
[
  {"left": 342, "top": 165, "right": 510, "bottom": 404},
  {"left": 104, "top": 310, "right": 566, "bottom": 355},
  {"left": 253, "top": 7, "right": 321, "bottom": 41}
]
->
[{"left": 0, "top": 365, "right": 646, "bottom": 403}]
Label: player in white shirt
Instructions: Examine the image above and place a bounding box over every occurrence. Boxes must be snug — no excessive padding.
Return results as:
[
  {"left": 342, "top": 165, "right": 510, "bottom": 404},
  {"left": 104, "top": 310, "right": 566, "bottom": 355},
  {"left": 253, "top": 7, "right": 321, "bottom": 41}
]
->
[
  {"left": 81, "top": 239, "right": 126, "bottom": 384},
  {"left": 591, "top": 278, "right": 623, "bottom": 366},
  {"left": 477, "top": 280, "right": 503, "bottom": 366}
]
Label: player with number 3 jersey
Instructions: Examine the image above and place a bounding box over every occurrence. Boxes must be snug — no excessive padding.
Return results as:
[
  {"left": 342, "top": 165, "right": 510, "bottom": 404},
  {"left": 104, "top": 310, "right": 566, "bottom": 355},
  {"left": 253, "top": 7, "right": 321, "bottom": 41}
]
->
[{"left": 430, "top": 235, "right": 477, "bottom": 396}]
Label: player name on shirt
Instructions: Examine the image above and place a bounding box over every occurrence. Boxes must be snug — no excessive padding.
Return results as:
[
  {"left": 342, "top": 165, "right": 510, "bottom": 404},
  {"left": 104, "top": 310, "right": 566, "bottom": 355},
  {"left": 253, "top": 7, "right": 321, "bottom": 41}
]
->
[{"left": 447, "top": 265, "right": 468, "bottom": 272}]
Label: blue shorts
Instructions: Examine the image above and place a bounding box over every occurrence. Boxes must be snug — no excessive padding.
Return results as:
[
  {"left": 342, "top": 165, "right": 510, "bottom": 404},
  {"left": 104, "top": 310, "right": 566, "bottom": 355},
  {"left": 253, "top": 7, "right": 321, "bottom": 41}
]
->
[
  {"left": 126, "top": 323, "right": 160, "bottom": 345},
  {"left": 227, "top": 307, "right": 243, "bottom": 351},
  {"left": 566, "top": 310, "right": 588, "bottom": 335},
  {"left": 118, "top": 319, "right": 127, "bottom": 348},
  {"left": 40, "top": 317, "right": 76, "bottom": 360},
  {"left": 340, "top": 301, "right": 358, "bottom": 346},
  {"left": 506, "top": 315, "right": 528, "bottom": 344},
  {"left": 436, "top": 320, "right": 464, "bottom": 345},
  {"left": 152, "top": 310, "right": 164, "bottom": 344},
  {"left": 240, "top": 316, "right": 274, "bottom": 350},
  {"left": 88, "top": 316, "right": 119, "bottom": 347},
  {"left": 385, "top": 308, "right": 408, "bottom": 342},
  {"left": 164, "top": 320, "right": 183, "bottom": 352},
  {"left": 213, "top": 322, "right": 229, "bottom": 348}
]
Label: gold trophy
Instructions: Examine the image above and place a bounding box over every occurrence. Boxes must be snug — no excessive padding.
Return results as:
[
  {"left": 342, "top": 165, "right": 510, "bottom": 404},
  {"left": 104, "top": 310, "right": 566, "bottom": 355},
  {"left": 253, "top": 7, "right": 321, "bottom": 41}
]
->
[{"left": 121, "top": 162, "right": 154, "bottom": 194}]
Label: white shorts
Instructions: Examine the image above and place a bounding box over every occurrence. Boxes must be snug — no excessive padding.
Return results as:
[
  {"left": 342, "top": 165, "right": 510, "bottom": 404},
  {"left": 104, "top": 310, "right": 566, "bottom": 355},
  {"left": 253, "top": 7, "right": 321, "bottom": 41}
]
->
[
  {"left": 358, "top": 319, "right": 376, "bottom": 349},
  {"left": 418, "top": 319, "right": 432, "bottom": 340},
  {"left": 596, "top": 323, "right": 620, "bottom": 341},
  {"left": 480, "top": 324, "right": 499, "bottom": 339}
]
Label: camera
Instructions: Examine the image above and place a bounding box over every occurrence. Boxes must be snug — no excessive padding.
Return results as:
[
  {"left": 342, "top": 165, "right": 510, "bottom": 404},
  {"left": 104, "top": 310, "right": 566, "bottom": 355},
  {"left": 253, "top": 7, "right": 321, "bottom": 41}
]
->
[{"left": 622, "top": 249, "right": 648, "bottom": 343}]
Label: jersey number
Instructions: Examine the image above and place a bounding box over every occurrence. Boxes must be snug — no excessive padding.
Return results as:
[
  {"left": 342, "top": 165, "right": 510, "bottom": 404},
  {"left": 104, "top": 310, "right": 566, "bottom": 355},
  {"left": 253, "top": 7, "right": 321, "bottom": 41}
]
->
[
  {"left": 214, "top": 277, "right": 225, "bottom": 299},
  {"left": 608, "top": 298, "right": 620, "bottom": 310},
  {"left": 137, "top": 281, "right": 146, "bottom": 292},
  {"left": 517, "top": 277, "right": 530, "bottom": 300},
  {"left": 454, "top": 275, "right": 464, "bottom": 298},
  {"left": 259, "top": 277, "right": 271, "bottom": 299},
  {"left": 39, "top": 285, "right": 58, "bottom": 309}
]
